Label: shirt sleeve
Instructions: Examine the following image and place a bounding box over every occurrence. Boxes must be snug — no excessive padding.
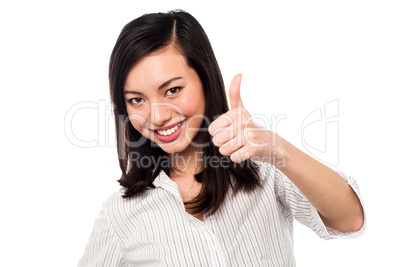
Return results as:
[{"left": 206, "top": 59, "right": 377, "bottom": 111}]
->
[
  {"left": 77, "top": 201, "right": 125, "bottom": 267},
  {"left": 273, "top": 166, "right": 366, "bottom": 240}
]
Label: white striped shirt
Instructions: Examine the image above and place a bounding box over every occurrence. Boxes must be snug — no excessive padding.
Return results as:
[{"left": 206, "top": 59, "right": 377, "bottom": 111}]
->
[{"left": 78, "top": 161, "right": 366, "bottom": 266}]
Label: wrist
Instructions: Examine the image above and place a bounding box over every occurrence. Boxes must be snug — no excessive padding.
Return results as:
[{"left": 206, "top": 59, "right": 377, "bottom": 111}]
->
[{"left": 258, "top": 132, "right": 288, "bottom": 168}]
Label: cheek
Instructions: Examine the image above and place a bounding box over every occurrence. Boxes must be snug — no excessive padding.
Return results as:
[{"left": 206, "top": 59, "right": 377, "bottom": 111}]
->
[
  {"left": 179, "top": 101, "right": 200, "bottom": 115},
  {"left": 179, "top": 91, "right": 205, "bottom": 116},
  {"left": 127, "top": 112, "right": 147, "bottom": 132},
  {"left": 178, "top": 95, "right": 206, "bottom": 133}
]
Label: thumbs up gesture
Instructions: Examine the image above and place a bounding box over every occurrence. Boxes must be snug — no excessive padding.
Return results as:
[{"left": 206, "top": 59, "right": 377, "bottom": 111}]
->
[{"left": 208, "top": 74, "right": 274, "bottom": 163}]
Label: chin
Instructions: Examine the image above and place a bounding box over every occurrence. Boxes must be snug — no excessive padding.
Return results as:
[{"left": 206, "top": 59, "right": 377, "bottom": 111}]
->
[{"left": 158, "top": 141, "right": 190, "bottom": 154}]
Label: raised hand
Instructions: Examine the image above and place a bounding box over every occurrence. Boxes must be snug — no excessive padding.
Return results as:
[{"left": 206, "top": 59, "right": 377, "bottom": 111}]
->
[{"left": 208, "top": 74, "right": 274, "bottom": 163}]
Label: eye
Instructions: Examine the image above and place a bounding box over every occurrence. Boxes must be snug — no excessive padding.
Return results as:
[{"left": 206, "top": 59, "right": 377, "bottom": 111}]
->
[
  {"left": 165, "top": 87, "right": 181, "bottom": 96},
  {"left": 128, "top": 97, "right": 144, "bottom": 104}
]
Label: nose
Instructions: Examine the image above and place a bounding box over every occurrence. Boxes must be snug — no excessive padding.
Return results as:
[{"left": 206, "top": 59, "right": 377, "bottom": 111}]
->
[{"left": 150, "top": 102, "right": 172, "bottom": 127}]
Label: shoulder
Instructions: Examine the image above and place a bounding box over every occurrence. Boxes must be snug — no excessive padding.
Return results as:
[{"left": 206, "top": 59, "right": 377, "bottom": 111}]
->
[
  {"left": 101, "top": 187, "right": 155, "bottom": 226},
  {"left": 249, "top": 159, "right": 290, "bottom": 198},
  {"left": 103, "top": 188, "right": 126, "bottom": 207},
  {"left": 101, "top": 188, "right": 133, "bottom": 222},
  {"left": 250, "top": 159, "right": 277, "bottom": 182}
]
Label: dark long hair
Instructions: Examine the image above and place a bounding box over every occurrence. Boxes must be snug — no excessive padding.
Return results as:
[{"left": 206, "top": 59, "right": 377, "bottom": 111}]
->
[{"left": 109, "top": 10, "right": 261, "bottom": 216}]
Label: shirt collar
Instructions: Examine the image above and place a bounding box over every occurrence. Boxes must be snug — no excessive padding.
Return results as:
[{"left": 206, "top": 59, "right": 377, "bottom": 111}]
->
[{"left": 152, "top": 169, "right": 183, "bottom": 202}]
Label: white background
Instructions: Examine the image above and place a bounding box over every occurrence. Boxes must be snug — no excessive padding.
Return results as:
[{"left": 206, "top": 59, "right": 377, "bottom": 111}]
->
[{"left": 1, "top": 0, "right": 401, "bottom": 266}]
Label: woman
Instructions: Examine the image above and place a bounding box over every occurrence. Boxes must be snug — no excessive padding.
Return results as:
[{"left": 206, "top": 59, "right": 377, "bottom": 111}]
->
[{"left": 78, "top": 10, "right": 365, "bottom": 266}]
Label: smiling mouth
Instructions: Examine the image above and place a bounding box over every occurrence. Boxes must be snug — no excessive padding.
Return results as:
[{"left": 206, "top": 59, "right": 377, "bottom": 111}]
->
[{"left": 153, "top": 120, "right": 185, "bottom": 136}]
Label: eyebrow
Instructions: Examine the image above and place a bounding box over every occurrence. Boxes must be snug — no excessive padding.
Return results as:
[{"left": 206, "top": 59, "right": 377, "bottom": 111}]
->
[{"left": 124, "top": 77, "right": 183, "bottom": 95}]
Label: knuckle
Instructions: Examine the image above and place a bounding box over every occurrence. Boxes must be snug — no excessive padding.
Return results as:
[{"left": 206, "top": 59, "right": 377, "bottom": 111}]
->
[
  {"left": 212, "top": 136, "right": 217, "bottom": 145},
  {"left": 218, "top": 146, "right": 227, "bottom": 155},
  {"left": 249, "top": 132, "right": 258, "bottom": 143},
  {"left": 230, "top": 153, "right": 238, "bottom": 163}
]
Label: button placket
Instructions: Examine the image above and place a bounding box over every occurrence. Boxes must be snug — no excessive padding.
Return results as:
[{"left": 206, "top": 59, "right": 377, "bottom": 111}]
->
[
  {"left": 194, "top": 217, "right": 227, "bottom": 267},
  {"left": 154, "top": 170, "right": 227, "bottom": 266}
]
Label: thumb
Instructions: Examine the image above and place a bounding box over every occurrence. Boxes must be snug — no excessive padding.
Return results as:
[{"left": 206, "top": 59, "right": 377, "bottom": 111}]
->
[{"left": 229, "top": 73, "right": 243, "bottom": 110}]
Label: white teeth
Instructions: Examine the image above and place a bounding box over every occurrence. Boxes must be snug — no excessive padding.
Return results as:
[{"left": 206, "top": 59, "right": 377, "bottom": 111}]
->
[{"left": 157, "top": 121, "right": 183, "bottom": 136}]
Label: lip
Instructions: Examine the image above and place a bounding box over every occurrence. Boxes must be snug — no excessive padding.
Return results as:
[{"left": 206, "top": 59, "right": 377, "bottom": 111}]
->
[
  {"left": 153, "top": 119, "right": 186, "bottom": 143},
  {"left": 151, "top": 119, "right": 186, "bottom": 132}
]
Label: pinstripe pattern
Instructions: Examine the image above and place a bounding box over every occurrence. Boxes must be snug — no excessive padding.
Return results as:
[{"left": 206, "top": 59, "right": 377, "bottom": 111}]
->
[{"left": 78, "top": 161, "right": 365, "bottom": 266}]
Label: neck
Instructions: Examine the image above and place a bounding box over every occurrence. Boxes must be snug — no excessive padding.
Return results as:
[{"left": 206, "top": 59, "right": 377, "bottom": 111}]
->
[{"left": 169, "top": 147, "right": 204, "bottom": 176}]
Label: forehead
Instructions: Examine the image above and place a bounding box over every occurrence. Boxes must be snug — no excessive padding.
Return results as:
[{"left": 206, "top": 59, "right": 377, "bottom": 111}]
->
[{"left": 124, "top": 47, "right": 191, "bottom": 90}]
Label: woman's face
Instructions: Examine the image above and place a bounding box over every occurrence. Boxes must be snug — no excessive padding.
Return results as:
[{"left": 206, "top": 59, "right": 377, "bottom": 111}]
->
[{"left": 124, "top": 46, "right": 206, "bottom": 155}]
